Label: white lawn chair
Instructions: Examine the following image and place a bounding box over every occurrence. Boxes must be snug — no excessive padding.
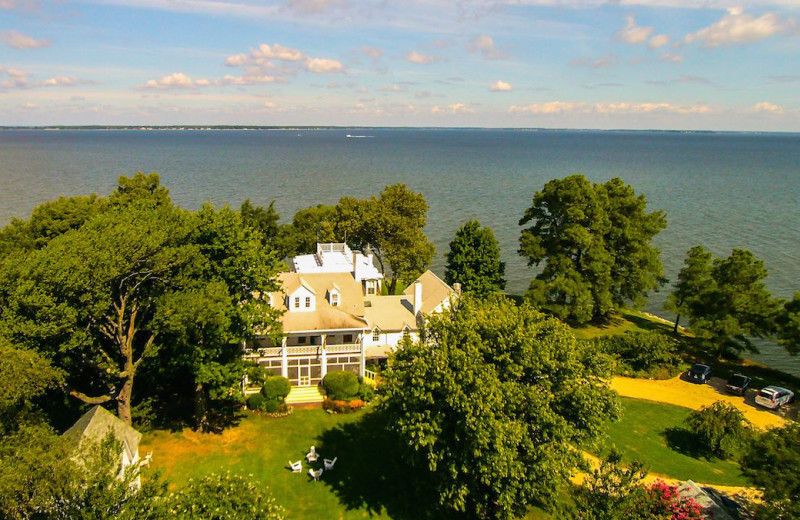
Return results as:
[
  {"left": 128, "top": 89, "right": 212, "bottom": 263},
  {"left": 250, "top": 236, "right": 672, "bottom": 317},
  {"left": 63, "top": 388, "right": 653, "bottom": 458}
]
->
[
  {"left": 289, "top": 460, "right": 302, "bottom": 473},
  {"left": 309, "top": 468, "right": 323, "bottom": 481},
  {"left": 306, "top": 446, "right": 318, "bottom": 463},
  {"left": 323, "top": 457, "right": 337, "bottom": 471}
]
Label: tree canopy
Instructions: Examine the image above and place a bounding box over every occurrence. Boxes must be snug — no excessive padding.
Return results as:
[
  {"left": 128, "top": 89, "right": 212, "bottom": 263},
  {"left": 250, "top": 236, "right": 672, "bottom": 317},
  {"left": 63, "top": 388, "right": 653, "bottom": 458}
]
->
[
  {"left": 519, "top": 175, "right": 666, "bottom": 324},
  {"left": 741, "top": 422, "right": 800, "bottom": 520},
  {"left": 0, "top": 174, "right": 282, "bottom": 427},
  {"left": 379, "top": 296, "right": 619, "bottom": 520},
  {"left": 444, "top": 219, "right": 506, "bottom": 297},
  {"left": 669, "top": 246, "right": 779, "bottom": 358}
]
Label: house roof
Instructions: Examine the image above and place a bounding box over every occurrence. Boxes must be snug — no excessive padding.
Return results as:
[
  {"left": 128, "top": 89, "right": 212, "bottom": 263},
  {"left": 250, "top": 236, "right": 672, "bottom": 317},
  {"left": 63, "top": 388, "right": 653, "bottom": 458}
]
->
[
  {"left": 271, "top": 272, "right": 368, "bottom": 332},
  {"left": 403, "top": 270, "right": 455, "bottom": 314},
  {"left": 364, "top": 294, "right": 416, "bottom": 332},
  {"left": 62, "top": 405, "right": 141, "bottom": 462}
]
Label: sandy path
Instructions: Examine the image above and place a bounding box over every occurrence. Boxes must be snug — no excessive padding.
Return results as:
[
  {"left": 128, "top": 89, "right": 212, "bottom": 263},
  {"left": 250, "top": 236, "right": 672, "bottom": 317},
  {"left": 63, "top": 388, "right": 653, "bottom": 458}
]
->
[{"left": 611, "top": 375, "right": 789, "bottom": 430}]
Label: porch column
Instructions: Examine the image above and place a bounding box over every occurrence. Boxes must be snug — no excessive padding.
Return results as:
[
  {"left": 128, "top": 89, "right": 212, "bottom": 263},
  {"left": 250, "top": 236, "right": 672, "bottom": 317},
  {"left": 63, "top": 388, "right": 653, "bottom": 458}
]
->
[
  {"left": 320, "top": 333, "right": 327, "bottom": 378},
  {"left": 281, "top": 336, "right": 288, "bottom": 378},
  {"left": 359, "top": 333, "right": 365, "bottom": 377}
]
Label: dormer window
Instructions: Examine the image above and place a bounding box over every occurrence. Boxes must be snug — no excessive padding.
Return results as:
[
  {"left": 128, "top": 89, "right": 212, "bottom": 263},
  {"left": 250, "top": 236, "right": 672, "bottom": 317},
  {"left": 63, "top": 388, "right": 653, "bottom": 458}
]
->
[
  {"left": 372, "top": 328, "right": 380, "bottom": 341},
  {"left": 403, "top": 326, "right": 411, "bottom": 339},
  {"left": 305, "top": 297, "right": 311, "bottom": 308},
  {"left": 330, "top": 293, "right": 340, "bottom": 307},
  {"left": 294, "top": 297, "right": 300, "bottom": 309}
]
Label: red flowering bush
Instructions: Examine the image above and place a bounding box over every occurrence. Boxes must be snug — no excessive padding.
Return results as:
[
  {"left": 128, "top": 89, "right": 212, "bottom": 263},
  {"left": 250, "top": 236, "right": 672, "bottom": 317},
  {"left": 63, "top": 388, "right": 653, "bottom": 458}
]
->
[{"left": 646, "top": 481, "right": 706, "bottom": 519}]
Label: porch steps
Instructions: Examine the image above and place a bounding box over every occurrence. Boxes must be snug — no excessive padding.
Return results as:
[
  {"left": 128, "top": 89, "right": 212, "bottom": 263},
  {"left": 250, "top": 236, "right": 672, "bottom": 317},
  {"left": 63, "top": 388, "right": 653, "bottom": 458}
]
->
[{"left": 286, "top": 386, "right": 325, "bottom": 404}]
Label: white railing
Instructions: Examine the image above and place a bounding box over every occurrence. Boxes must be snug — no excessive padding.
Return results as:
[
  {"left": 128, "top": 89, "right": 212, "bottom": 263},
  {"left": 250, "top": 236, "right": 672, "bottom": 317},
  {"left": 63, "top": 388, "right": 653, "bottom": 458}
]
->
[{"left": 364, "top": 369, "right": 377, "bottom": 381}]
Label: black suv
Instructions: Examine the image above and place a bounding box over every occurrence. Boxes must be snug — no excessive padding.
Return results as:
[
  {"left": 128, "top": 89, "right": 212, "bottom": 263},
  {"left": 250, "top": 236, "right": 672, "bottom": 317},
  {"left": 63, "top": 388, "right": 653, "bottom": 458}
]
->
[
  {"left": 725, "top": 374, "right": 752, "bottom": 396},
  {"left": 687, "top": 363, "right": 712, "bottom": 384}
]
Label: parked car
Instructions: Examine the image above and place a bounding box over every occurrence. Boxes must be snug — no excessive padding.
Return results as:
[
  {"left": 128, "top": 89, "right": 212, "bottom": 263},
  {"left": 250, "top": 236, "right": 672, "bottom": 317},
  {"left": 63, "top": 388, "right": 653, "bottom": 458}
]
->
[
  {"left": 687, "top": 363, "right": 712, "bottom": 384},
  {"left": 755, "top": 386, "right": 795, "bottom": 410},
  {"left": 725, "top": 374, "right": 752, "bottom": 396}
]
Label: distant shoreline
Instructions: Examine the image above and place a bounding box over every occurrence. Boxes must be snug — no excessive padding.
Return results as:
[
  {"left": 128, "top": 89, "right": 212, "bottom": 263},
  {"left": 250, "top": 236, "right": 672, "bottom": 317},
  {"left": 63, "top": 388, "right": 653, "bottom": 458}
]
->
[{"left": 1, "top": 126, "right": 798, "bottom": 136}]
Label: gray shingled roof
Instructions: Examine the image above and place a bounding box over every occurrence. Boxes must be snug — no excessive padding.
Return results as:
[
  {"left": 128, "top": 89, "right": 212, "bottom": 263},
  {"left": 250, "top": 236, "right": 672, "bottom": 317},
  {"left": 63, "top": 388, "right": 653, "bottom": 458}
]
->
[{"left": 62, "top": 405, "right": 142, "bottom": 462}]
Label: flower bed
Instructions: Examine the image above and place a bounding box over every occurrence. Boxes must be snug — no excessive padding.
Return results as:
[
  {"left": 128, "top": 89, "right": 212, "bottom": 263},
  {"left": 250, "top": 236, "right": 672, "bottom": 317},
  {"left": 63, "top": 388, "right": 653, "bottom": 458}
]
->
[{"left": 322, "top": 398, "right": 366, "bottom": 414}]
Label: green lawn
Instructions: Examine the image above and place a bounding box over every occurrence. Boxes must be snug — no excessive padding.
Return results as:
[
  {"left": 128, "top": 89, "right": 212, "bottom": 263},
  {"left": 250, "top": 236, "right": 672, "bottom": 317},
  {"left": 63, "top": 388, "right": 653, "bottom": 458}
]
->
[
  {"left": 599, "top": 397, "right": 748, "bottom": 486},
  {"left": 143, "top": 408, "right": 453, "bottom": 520}
]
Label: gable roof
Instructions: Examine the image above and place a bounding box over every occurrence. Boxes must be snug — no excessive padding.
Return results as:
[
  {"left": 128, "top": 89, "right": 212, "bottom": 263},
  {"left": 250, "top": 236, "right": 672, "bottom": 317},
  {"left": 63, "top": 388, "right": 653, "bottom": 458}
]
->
[
  {"left": 271, "top": 272, "right": 368, "bottom": 332},
  {"left": 63, "top": 405, "right": 141, "bottom": 462},
  {"left": 364, "top": 294, "right": 416, "bottom": 332},
  {"left": 404, "top": 270, "right": 455, "bottom": 314}
]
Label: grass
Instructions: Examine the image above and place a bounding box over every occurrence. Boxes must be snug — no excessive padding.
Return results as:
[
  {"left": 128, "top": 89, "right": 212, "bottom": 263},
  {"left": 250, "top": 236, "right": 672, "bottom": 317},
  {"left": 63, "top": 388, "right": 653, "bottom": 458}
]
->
[
  {"left": 571, "top": 309, "right": 676, "bottom": 340},
  {"left": 143, "top": 408, "right": 454, "bottom": 520},
  {"left": 599, "top": 397, "right": 748, "bottom": 487}
]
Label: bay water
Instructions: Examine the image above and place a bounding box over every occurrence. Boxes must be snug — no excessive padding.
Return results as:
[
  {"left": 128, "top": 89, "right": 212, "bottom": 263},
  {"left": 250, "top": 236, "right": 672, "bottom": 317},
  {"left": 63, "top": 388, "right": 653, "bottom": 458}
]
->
[{"left": 1, "top": 128, "right": 798, "bottom": 374}]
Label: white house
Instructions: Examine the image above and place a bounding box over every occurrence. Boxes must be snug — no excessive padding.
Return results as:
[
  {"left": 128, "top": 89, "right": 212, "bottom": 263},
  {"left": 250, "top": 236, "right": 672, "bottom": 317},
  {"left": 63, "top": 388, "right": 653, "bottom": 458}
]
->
[{"left": 245, "top": 243, "right": 456, "bottom": 398}]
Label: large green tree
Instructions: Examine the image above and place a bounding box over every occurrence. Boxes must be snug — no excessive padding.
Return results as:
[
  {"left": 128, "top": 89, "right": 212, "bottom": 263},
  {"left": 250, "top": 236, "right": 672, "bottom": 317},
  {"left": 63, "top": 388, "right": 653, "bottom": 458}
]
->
[
  {"left": 0, "top": 342, "right": 63, "bottom": 434},
  {"left": 0, "top": 176, "right": 282, "bottom": 426},
  {"left": 776, "top": 292, "right": 800, "bottom": 355},
  {"left": 444, "top": 219, "right": 506, "bottom": 297},
  {"left": 741, "top": 423, "right": 800, "bottom": 520},
  {"left": 677, "top": 248, "right": 779, "bottom": 358},
  {"left": 664, "top": 246, "right": 714, "bottom": 333},
  {"left": 379, "top": 296, "right": 619, "bottom": 519},
  {"left": 518, "top": 175, "right": 666, "bottom": 324}
]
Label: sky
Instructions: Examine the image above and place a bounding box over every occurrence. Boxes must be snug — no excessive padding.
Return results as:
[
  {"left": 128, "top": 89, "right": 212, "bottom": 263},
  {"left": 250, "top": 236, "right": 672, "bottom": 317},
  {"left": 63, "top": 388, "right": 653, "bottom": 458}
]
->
[{"left": 1, "top": 0, "right": 799, "bottom": 130}]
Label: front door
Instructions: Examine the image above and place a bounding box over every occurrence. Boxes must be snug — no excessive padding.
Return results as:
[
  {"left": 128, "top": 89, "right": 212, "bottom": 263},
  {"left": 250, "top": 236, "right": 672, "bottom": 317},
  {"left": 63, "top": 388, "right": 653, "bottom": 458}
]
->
[{"left": 299, "top": 365, "right": 311, "bottom": 387}]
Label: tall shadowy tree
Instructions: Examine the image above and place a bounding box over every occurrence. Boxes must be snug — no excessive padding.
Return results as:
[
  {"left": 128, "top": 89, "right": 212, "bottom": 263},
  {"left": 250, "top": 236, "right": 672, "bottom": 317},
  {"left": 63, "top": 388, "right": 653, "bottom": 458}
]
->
[
  {"left": 681, "top": 248, "right": 779, "bottom": 358},
  {"left": 741, "top": 422, "right": 800, "bottom": 520},
  {"left": 664, "top": 246, "right": 714, "bottom": 333},
  {"left": 444, "top": 220, "right": 505, "bottom": 297},
  {"left": 776, "top": 292, "right": 800, "bottom": 356},
  {"left": 379, "top": 296, "right": 619, "bottom": 520},
  {"left": 369, "top": 184, "right": 435, "bottom": 294},
  {"left": 519, "top": 175, "right": 666, "bottom": 324}
]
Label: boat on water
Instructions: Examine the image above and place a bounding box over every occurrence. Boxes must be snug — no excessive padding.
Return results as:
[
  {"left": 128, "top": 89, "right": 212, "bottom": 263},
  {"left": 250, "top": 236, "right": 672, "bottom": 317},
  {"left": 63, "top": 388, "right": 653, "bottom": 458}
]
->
[{"left": 346, "top": 134, "right": 372, "bottom": 138}]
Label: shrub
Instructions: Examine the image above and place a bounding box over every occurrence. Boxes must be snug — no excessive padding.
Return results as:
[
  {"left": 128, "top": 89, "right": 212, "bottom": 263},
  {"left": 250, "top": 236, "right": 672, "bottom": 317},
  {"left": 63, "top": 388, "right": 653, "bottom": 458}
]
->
[
  {"left": 684, "top": 401, "right": 752, "bottom": 459},
  {"left": 322, "top": 398, "right": 365, "bottom": 414},
  {"left": 246, "top": 364, "right": 269, "bottom": 387},
  {"left": 263, "top": 399, "right": 280, "bottom": 413},
  {"left": 322, "top": 371, "right": 360, "bottom": 401},
  {"left": 260, "top": 375, "right": 291, "bottom": 402},
  {"left": 358, "top": 382, "right": 375, "bottom": 402},
  {"left": 599, "top": 332, "right": 681, "bottom": 378},
  {"left": 246, "top": 393, "right": 265, "bottom": 411},
  {"left": 168, "top": 472, "right": 284, "bottom": 519}
]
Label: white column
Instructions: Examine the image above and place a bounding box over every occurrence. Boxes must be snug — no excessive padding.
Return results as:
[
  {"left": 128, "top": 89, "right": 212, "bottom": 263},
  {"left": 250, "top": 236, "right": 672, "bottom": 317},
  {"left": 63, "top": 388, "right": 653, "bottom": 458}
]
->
[
  {"left": 281, "top": 336, "right": 288, "bottom": 378},
  {"left": 359, "top": 333, "right": 365, "bottom": 377},
  {"left": 321, "top": 333, "right": 327, "bottom": 378}
]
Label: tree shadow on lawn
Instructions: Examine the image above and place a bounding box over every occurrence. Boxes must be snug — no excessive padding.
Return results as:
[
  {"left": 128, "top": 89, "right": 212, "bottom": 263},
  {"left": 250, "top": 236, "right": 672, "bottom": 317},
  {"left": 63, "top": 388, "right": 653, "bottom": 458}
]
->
[
  {"left": 317, "top": 411, "right": 459, "bottom": 520},
  {"left": 662, "top": 426, "right": 709, "bottom": 460}
]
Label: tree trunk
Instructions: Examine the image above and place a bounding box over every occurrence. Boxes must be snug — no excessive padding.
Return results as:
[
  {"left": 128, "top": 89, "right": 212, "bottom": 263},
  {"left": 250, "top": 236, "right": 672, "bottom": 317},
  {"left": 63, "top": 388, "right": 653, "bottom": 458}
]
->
[
  {"left": 194, "top": 381, "right": 208, "bottom": 431},
  {"left": 389, "top": 275, "right": 398, "bottom": 295},
  {"left": 673, "top": 314, "right": 681, "bottom": 334},
  {"left": 117, "top": 376, "right": 133, "bottom": 425}
]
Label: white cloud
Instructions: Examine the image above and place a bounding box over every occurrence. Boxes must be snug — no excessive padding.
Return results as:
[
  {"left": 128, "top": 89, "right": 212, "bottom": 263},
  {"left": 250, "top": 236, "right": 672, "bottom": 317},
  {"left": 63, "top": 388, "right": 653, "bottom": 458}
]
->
[
  {"left": 405, "top": 51, "right": 439, "bottom": 64},
  {"left": 658, "top": 52, "right": 683, "bottom": 63},
  {"left": 41, "top": 75, "right": 80, "bottom": 86},
  {"left": 648, "top": 34, "right": 670, "bottom": 49},
  {"left": 751, "top": 101, "right": 784, "bottom": 113},
  {"left": 139, "top": 72, "right": 205, "bottom": 89},
  {"left": 221, "top": 74, "right": 280, "bottom": 84},
  {"left": 379, "top": 84, "right": 407, "bottom": 92},
  {"left": 468, "top": 35, "right": 507, "bottom": 59},
  {"left": 684, "top": 8, "right": 797, "bottom": 47},
  {"left": 263, "top": 101, "right": 278, "bottom": 108},
  {"left": 431, "top": 103, "right": 473, "bottom": 114},
  {"left": 490, "top": 80, "right": 513, "bottom": 92},
  {"left": 253, "top": 43, "right": 304, "bottom": 61},
  {"left": 305, "top": 57, "right": 343, "bottom": 73},
  {"left": 616, "top": 16, "right": 653, "bottom": 44},
  {"left": 1, "top": 30, "right": 50, "bottom": 49},
  {"left": 0, "top": 63, "right": 30, "bottom": 88},
  {"left": 509, "top": 101, "right": 711, "bottom": 115},
  {"left": 20, "top": 102, "right": 37, "bottom": 109}
]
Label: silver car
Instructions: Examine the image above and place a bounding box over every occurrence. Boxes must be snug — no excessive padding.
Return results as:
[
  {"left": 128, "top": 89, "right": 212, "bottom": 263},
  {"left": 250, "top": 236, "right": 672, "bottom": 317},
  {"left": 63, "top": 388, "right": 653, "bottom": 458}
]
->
[{"left": 754, "top": 386, "right": 794, "bottom": 410}]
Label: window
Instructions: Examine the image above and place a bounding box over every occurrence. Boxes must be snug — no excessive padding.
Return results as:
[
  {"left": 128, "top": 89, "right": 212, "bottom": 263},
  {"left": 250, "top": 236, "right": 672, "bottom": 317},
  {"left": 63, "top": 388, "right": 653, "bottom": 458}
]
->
[
  {"left": 305, "top": 297, "right": 311, "bottom": 308},
  {"left": 343, "top": 334, "right": 353, "bottom": 343},
  {"left": 330, "top": 293, "right": 339, "bottom": 307},
  {"left": 372, "top": 328, "right": 380, "bottom": 341},
  {"left": 310, "top": 336, "right": 318, "bottom": 346},
  {"left": 294, "top": 297, "right": 300, "bottom": 309},
  {"left": 403, "top": 327, "right": 411, "bottom": 339},
  {"left": 298, "top": 336, "right": 306, "bottom": 344},
  {"left": 366, "top": 280, "right": 376, "bottom": 295}
]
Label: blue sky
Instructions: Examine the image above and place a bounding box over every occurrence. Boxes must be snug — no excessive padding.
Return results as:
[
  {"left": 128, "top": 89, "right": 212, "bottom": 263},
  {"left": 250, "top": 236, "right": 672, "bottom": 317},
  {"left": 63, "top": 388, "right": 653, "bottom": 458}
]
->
[{"left": 1, "top": 0, "right": 799, "bottom": 130}]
